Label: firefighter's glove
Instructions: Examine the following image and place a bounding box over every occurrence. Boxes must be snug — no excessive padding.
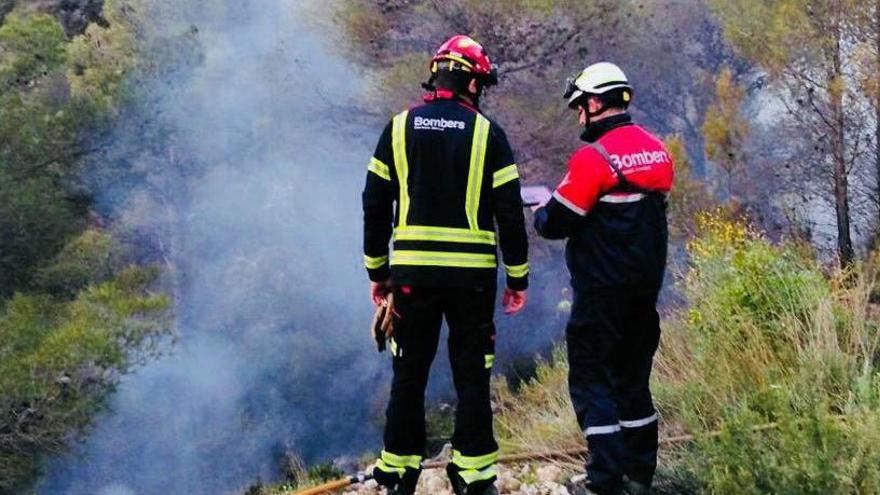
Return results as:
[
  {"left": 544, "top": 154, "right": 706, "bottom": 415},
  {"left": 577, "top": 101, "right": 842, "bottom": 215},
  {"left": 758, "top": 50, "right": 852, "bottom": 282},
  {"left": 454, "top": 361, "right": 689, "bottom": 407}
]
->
[{"left": 371, "top": 293, "right": 396, "bottom": 352}]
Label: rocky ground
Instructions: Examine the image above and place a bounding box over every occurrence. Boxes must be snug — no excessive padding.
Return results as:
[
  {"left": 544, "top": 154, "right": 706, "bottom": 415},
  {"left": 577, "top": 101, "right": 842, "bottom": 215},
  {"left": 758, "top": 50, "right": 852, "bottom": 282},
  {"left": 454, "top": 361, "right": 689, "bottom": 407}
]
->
[{"left": 342, "top": 463, "right": 572, "bottom": 495}]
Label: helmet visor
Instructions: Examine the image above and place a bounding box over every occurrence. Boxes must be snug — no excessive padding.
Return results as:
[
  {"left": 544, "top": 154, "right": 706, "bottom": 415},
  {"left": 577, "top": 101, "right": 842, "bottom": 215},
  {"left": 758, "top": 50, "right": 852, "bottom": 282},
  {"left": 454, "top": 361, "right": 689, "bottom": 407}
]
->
[{"left": 563, "top": 76, "right": 579, "bottom": 100}]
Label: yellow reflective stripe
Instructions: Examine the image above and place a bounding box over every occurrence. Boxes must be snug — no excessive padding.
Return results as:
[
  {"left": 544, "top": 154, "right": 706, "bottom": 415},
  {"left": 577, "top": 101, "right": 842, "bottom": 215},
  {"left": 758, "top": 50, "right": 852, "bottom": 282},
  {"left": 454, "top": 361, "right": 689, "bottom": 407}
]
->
[
  {"left": 465, "top": 115, "right": 490, "bottom": 230},
  {"left": 394, "top": 226, "right": 496, "bottom": 245},
  {"left": 368, "top": 157, "right": 391, "bottom": 181},
  {"left": 392, "top": 111, "right": 411, "bottom": 226},
  {"left": 452, "top": 449, "right": 498, "bottom": 470},
  {"left": 439, "top": 54, "right": 475, "bottom": 70},
  {"left": 375, "top": 459, "right": 405, "bottom": 475},
  {"left": 492, "top": 164, "right": 519, "bottom": 188},
  {"left": 484, "top": 354, "right": 495, "bottom": 369},
  {"left": 505, "top": 262, "right": 529, "bottom": 278},
  {"left": 364, "top": 255, "right": 389, "bottom": 270},
  {"left": 381, "top": 450, "right": 422, "bottom": 469},
  {"left": 458, "top": 465, "right": 498, "bottom": 484},
  {"left": 391, "top": 251, "right": 496, "bottom": 269}
]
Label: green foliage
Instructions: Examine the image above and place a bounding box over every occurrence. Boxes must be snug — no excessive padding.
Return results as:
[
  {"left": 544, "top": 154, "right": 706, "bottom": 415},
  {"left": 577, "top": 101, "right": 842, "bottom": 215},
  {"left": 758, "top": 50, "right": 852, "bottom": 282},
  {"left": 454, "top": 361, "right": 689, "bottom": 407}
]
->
[
  {"left": 0, "top": 169, "right": 87, "bottom": 295},
  {"left": 690, "top": 402, "right": 880, "bottom": 494},
  {"left": 0, "top": 13, "right": 77, "bottom": 169},
  {"left": 66, "top": 0, "right": 138, "bottom": 115},
  {"left": 0, "top": 8, "right": 139, "bottom": 297},
  {"left": 0, "top": 13, "right": 66, "bottom": 89},
  {"left": 707, "top": 0, "right": 865, "bottom": 77},
  {"left": 33, "top": 228, "right": 121, "bottom": 297},
  {"left": 0, "top": 2, "right": 189, "bottom": 490},
  {"left": 0, "top": 266, "right": 170, "bottom": 492},
  {"left": 657, "top": 215, "right": 880, "bottom": 492}
]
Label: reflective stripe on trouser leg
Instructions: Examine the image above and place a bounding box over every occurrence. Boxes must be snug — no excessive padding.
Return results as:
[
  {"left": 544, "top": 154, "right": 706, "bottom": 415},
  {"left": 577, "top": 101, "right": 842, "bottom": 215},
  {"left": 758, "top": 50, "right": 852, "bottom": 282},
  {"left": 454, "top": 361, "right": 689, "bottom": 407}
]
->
[
  {"left": 374, "top": 450, "right": 422, "bottom": 494},
  {"left": 620, "top": 413, "right": 658, "bottom": 429},
  {"left": 376, "top": 450, "right": 422, "bottom": 473},
  {"left": 450, "top": 449, "right": 499, "bottom": 485}
]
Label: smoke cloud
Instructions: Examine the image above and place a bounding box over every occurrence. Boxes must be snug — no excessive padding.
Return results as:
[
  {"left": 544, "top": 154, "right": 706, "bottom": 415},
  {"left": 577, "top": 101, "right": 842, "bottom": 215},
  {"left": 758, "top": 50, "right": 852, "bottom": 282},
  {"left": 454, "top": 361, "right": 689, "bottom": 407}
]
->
[{"left": 39, "top": 1, "right": 566, "bottom": 493}]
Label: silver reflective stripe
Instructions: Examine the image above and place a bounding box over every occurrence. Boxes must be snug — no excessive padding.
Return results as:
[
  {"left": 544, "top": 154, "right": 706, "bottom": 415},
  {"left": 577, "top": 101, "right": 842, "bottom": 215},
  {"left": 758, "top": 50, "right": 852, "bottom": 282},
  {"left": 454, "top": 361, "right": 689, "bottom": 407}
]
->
[
  {"left": 584, "top": 424, "right": 621, "bottom": 436},
  {"left": 599, "top": 193, "right": 645, "bottom": 204},
  {"left": 620, "top": 413, "right": 658, "bottom": 429},
  {"left": 552, "top": 190, "right": 586, "bottom": 216}
]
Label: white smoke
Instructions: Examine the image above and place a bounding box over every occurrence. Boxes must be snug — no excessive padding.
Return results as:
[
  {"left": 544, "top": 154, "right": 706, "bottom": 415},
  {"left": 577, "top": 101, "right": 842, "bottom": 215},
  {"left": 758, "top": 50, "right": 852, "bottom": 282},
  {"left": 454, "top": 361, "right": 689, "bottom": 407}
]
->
[{"left": 38, "top": 1, "right": 567, "bottom": 493}]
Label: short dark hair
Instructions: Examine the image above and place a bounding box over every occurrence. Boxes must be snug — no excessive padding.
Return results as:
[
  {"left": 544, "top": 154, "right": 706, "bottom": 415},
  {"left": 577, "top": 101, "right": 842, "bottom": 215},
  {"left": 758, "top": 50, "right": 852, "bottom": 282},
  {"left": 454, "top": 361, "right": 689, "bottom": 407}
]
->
[
  {"left": 433, "top": 68, "right": 473, "bottom": 96},
  {"left": 596, "top": 88, "right": 632, "bottom": 111}
]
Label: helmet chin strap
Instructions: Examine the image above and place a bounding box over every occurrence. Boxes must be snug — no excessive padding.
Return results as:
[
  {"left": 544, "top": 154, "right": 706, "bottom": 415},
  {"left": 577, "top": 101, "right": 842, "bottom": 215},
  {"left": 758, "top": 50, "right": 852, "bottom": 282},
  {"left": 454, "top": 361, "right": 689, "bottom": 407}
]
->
[
  {"left": 422, "top": 72, "right": 438, "bottom": 92},
  {"left": 582, "top": 97, "right": 606, "bottom": 129}
]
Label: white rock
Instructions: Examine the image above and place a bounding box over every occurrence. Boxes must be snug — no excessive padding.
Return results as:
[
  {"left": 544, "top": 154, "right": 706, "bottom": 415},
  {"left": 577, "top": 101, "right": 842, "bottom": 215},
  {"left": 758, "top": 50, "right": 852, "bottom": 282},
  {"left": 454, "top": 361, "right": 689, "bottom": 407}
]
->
[
  {"left": 536, "top": 465, "right": 562, "bottom": 484},
  {"left": 424, "top": 473, "right": 446, "bottom": 493}
]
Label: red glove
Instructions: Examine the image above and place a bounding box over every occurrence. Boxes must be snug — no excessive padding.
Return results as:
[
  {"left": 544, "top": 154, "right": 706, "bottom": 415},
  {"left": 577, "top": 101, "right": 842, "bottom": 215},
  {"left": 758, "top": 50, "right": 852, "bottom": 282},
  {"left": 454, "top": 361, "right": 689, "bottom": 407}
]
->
[{"left": 502, "top": 288, "right": 527, "bottom": 315}]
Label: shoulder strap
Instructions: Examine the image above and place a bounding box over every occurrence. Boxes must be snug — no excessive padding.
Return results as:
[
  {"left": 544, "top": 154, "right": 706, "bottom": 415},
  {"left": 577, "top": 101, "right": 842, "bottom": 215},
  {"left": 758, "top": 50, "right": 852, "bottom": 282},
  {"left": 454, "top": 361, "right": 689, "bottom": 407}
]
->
[
  {"left": 587, "top": 141, "right": 627, "bottom": 185},
  {"left": 587, "top": 141, "right": 647, "bottom": 194}
]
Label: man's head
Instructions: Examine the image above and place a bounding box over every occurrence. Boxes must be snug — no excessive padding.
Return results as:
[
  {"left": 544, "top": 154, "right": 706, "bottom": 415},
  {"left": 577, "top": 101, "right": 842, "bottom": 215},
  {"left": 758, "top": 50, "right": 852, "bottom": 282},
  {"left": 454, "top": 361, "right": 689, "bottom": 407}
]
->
[
  {"left": 563, "top": 62, "right": 633, "bottom": 125},
  {"left": 425, "top": 35, "right": 498, "bottom": 105}
]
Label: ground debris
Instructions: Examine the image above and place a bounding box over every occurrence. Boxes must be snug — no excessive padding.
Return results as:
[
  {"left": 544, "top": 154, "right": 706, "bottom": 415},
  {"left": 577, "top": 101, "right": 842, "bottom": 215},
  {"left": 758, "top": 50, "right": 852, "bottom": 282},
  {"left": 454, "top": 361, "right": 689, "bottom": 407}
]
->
[{"left": 340, "top": 463, "right": 572, "bottom": 495}]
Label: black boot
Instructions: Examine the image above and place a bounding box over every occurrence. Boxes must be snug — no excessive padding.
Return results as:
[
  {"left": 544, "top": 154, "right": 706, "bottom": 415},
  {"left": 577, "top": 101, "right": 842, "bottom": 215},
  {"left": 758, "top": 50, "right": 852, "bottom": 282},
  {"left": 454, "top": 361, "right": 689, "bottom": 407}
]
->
[
  {"left": 373, "top": 467, "right": 420, "bottom": 495},
  {"left": 446, "top": 464, "right": 498, "bottom": 495},
  {"left": 623, "top": 476, "right": 651, "bottom": 495},
  {"left": 566, "top": 473, "right": 623, "bottom": 495}
]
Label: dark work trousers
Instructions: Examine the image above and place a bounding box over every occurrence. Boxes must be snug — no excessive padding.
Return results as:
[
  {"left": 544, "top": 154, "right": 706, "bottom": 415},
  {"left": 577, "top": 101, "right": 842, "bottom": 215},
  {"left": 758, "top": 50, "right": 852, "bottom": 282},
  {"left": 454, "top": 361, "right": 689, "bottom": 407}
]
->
[
  {"left": 381, "top": 285, "right": 499, "bottom": 493},
  {"left": 567, "top": 289, "right": 661, "bottom": 494}
]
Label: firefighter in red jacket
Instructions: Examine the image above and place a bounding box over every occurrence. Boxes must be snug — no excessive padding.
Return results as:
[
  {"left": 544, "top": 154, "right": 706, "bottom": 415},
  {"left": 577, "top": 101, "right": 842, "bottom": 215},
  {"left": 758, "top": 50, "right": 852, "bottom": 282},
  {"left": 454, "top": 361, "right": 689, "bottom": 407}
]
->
[
  {"left": 363, "top": 36, "right": 528, "bottom": 495},
  {"left": 534, "top": 63, "right": 674, "bottom": 495}
]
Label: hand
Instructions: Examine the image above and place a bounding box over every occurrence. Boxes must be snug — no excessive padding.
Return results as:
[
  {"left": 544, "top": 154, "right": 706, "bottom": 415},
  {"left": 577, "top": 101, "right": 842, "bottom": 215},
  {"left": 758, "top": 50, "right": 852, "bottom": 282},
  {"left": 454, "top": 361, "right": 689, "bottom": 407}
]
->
[
  {"left": 370, "top": 279, "right": 392, "bottom": 306},
  {"left": 502, "top": 288, "right": 527, "bottom": 315},
  {"left": 523, "top": 185, "right": 552, "bottom": 212}
]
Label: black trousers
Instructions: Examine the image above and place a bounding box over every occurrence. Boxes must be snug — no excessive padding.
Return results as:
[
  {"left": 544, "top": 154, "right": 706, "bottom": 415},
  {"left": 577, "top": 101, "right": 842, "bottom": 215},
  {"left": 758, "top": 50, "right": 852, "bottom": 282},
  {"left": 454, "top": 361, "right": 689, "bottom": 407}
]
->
[
  {"left": 567, "top": 289, "right": 661, "bottom": 493},
  {"left": 377, "top": 285, "right": 498, "bottom": 494}
]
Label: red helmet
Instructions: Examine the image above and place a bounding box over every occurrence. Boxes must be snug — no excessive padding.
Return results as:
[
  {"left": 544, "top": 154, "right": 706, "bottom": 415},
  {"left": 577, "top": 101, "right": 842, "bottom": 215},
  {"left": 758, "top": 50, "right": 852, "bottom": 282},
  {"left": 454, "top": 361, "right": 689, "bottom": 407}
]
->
[{"left": 430, "top": 35, "right": 498, "bottom": 86}]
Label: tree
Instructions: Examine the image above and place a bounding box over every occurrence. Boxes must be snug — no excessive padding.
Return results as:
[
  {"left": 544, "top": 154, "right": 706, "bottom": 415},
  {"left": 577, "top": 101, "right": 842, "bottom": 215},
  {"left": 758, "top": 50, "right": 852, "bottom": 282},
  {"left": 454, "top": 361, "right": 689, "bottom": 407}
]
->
[
  {"left": 0, "top": 1, "right": 189, "bottom": 489},
  {"left": 703, "top": 67, "right": 750, "bottom": 204},
  {"left": 710, "top": 0, "right": 873, "bottom": 265}
]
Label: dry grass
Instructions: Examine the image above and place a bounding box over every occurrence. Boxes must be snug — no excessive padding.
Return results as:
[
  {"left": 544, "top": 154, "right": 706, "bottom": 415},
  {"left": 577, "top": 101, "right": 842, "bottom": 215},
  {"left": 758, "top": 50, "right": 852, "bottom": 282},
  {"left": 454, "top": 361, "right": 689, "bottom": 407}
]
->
[{"left": 492, "top": 348, "right": 583, "bottom": 472}]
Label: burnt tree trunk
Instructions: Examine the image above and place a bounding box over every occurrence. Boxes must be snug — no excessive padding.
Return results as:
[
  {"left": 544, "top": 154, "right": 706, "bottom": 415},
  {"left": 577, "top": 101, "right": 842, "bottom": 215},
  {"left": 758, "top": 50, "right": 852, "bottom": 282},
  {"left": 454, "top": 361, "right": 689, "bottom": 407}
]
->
[
  {"left": 875, "top": 0, "right": 880, "bottom": 232},
  {"left": 830, "top": 26, "right": 854, "bottom": 265}
]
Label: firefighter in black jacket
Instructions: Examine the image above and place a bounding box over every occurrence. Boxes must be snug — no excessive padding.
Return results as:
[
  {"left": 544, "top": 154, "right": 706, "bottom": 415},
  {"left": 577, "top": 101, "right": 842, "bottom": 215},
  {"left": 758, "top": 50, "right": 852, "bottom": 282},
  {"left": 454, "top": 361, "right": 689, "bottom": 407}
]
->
[
  {"left": 362, "top": 35, "right": 528, "bottom": 495},
  {"left": 534, "top": 63, "right": 674, "bottom": 495}
]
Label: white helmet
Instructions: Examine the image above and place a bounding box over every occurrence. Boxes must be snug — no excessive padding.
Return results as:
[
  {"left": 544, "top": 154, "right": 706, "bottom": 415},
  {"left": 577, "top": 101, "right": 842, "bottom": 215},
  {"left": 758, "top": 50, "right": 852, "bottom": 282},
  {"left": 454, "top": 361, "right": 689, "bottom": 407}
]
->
[{"left": 564, "top": 62, "right": 633, "bottom": 109}]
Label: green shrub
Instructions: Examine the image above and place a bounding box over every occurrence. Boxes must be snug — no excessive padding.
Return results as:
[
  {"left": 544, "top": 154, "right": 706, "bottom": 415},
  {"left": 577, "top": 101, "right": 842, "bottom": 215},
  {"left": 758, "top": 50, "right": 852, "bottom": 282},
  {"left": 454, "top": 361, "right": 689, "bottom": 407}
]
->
[
  {"left": 0, "top": 266, "right": 170, "bottom": 492},
  {"left": 657, "top": 213, "right": 880, "bottom": 493}
]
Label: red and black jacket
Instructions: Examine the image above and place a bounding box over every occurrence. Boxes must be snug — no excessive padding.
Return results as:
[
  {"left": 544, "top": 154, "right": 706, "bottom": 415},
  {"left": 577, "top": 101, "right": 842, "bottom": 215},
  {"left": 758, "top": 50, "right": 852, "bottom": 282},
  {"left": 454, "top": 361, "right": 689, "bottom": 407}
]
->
[
  {"left": 363, "top": 92, "right": 529, "bottom": 290},
  {"left": 535, "top": 114, "right": 674, "bottom": 292}
]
